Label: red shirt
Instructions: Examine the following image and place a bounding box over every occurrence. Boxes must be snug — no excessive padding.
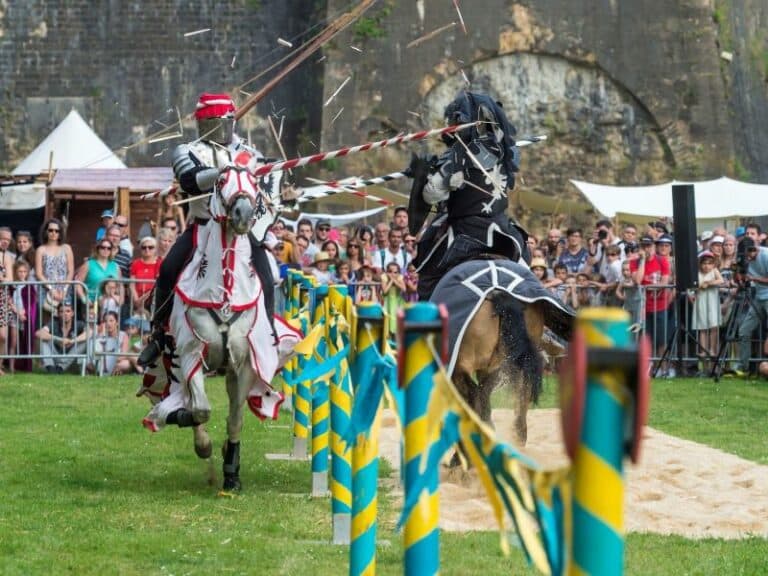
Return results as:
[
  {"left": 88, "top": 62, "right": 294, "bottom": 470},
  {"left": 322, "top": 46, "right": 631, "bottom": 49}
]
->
[
  {"left": 630, "top": 255, "right": 670, "bottom": 312},
  {"left": 129, "top": 258, "right": 162, "bottom": 297}
]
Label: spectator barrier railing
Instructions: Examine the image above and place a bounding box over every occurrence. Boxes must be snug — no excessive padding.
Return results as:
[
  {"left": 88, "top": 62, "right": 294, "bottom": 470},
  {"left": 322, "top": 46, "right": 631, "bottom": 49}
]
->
[
  {"left": 0, "top": 279, "right": 91, "bottom": 375},
  {"left": 564, "top": 283, "right": 766, "bottom": 373},
  {"left": 0, "top": 275, "right": 764, "bottom": 377},
  {"left": 90, "top": 278, "right": 155, "bottom": 376}
]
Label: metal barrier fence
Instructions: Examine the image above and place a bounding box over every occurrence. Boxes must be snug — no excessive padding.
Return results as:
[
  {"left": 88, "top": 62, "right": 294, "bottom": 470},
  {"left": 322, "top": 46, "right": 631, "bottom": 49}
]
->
[
  {"left": 565, "top": 283, "right": 766, "bottom": 374},
  {"left": 0, "top": 280, "right": 91, "bottom": 375},
  {"left": 1, "top": 275, "right": 764, "bottom": 377},
  {"left": 89, "top": 278, "right": 154, "bottom": 376}
]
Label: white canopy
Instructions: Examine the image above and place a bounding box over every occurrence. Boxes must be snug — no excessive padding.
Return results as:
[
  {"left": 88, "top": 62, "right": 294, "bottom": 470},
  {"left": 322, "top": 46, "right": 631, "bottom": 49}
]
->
[
  {"left": 4, "top": 109, "right": 126, "bottom": 210},
  {"left": 12, "top": 109, "right": 126, "bottom": 175},
  {"left": 571, "top": 177, "right": 768, "bottom": 219}
]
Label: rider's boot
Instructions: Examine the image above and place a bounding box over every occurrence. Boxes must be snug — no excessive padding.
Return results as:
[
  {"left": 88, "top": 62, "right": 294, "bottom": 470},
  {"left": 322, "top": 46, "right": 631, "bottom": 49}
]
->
[
  {"left": 137, "top": 284, "right": 173, "bottom": 367},
  {"left": 250, "top": 236, "right": 279, "bottom": 345}
]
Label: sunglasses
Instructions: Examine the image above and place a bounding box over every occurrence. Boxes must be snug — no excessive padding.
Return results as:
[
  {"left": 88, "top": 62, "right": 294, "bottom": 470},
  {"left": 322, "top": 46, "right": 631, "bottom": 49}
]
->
[
  {"left": 99, "top": 244, "right": 112, "bottom": 250},
  {"left": 116, "top": 222, "right": 128, "bottom": 228},
  {"left": 47, "top": 228, "right": 61, "bottom": 233},
  {"left": 141, "top": 245, "right": 155, "bottom": 250},
  {"left": 318, "top": 226, "right": 331, "bottom": 232}
]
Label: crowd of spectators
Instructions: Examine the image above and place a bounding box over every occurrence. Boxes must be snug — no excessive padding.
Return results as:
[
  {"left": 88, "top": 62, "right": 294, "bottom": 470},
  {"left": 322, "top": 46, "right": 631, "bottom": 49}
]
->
[
  {"left": 1, "top": 194, "right": 766, "bottom": 379},
  {"left": 529, "top": 218, "right": 768, "bottom": 377}
]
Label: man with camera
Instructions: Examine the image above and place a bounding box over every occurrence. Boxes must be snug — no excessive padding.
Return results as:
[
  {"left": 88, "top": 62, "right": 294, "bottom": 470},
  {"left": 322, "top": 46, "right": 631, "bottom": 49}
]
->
[{"left": 732, "top": 237, "right": 768, "bottom": 377}]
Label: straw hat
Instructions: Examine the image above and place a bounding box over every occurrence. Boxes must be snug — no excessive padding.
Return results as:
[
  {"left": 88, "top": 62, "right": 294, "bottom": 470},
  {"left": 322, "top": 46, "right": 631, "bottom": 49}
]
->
[
  {"left": 530, "top": 257, "right": 547, "bottom": 270},
  {"left": 314, "top": 251, "right": 332, "bottom": 264}
]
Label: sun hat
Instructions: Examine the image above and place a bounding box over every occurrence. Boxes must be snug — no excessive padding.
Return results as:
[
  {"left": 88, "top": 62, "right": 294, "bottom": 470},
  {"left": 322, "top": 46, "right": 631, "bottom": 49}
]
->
[
  {"left": 101, "top": 209, "right": 114, "bottom": 219},
  {"left": 709, "top": 235, "right": 725, "bottom": 244},
  {"left": 655, "top": 234, "right": 673, "bottom": 245},
  {"left": 698, "top": 250, "right": 715, "bottom": 260},
  {"left": 700, "top": 230, "right": 713, "bottom": 242},
  {"left": 530, "top": 257, "right": 547, "bottom": 270},
  {"left": 314, "top": 251, "right": 332, "bottom": 264}
]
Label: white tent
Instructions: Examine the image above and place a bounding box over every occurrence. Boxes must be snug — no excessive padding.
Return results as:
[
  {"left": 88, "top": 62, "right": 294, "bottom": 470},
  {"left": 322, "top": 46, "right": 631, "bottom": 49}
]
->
[
  {"left": 3, "top": 110, "right": 126, "bottom": 210},
  {"left": 12, "top": 109, "right": 126, "bottom": 174},
  {"left": 571, "top": 177, "right": 768, "bottom": 219}
]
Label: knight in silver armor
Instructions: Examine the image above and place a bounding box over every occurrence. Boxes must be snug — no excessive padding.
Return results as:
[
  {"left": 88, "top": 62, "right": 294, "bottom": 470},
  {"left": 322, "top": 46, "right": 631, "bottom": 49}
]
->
[
  {"left": 407, "top": 91, "right": 530, "bottom": 300},
  {"left": 138, "top": 92, "right": 284, "bottom": 367}
]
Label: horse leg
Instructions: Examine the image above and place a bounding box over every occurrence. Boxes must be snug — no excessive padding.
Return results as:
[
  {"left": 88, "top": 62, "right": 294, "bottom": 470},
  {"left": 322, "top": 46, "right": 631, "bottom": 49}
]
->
[
  {"left": 187, "top": 366, "right": 211, "bottom": 424},
  {"left": 221, "top": 362, "right": 250, "bottom": 492},
  {"left": 511, "top": 304, "right": 546, "bottom": 445}
]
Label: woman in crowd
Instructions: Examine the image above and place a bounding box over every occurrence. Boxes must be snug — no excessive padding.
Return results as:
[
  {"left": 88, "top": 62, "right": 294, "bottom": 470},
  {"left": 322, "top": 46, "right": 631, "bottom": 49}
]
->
[
  {"left": 94, "top": 310, "right": 133, "bottom": 376},
  {"left": 156, "top": 227, "right": 176, "bottom": 260},
  {"left": 356, "top": 225, "right": 374, "bottom": 254},
  {"left": 129, "top": 236, "right": 162, "bottom": 318},
  {"left": 35, "top": 218, "right": 74, "bottom": 317},
  {"left": 15, "top": 230, "right": 36, "bottom": 279},
  {"left": 75, "top": 239, "right": 121, "bottom": 310},
  {"left": 345, "top": 240, "right": 365, "bottom": 275},
  {"left": 156, "top": 190, "right": 186, "bottom": 235},
  {"left": 321, "top": 240, "right": 342, "bottom": 266}
]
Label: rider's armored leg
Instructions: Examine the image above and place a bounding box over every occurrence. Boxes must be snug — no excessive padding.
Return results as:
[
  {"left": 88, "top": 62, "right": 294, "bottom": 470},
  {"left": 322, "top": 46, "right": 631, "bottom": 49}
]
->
[
  {"left": 249, "top": 234, "right": 278, "bottom": 344},
  {"left": 138, "top": 227, "right": 195, "bottom": 367}
]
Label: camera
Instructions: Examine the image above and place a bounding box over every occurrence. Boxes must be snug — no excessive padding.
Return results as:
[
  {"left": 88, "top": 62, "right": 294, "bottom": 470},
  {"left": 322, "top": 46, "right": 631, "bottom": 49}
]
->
[{"left": 597, "top": 229, "right": 608, "bottom": 241}]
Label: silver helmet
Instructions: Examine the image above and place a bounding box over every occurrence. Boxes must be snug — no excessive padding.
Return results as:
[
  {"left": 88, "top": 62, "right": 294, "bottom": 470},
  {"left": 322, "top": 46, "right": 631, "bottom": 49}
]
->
[{"left": 197, "top": 114, "right": 234, "bottom": 145}]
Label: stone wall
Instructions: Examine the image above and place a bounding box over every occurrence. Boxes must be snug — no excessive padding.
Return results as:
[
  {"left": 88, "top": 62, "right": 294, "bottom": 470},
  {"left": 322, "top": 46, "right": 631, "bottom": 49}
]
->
[
  {"left": 320, "top": 0, "right": 767, "bottom": 229},
  {"left": 0, "top": 0, "right": 325, "bottom": 171}
]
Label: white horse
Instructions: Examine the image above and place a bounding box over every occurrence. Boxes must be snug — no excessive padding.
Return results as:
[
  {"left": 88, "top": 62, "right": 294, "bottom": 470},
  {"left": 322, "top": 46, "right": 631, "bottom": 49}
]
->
[{"left": 138, "top": 151, "right": 300, "bottom": 491}]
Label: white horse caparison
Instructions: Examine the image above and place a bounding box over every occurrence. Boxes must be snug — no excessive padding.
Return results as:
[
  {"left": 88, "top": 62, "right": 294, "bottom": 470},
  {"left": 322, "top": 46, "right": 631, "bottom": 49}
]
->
[{"left": 142, "top": 151, "right": 299, "bottom": 492}]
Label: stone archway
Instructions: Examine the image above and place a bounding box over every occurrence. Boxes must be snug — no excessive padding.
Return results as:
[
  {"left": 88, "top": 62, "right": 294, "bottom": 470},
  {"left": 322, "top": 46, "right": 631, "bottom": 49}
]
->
[{"left": 423, "top": 53, "right": 675, "bottom": 229}]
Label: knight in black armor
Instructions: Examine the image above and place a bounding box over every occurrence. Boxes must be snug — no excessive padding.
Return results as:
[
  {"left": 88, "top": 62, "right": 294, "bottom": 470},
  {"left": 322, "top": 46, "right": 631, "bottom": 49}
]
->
[
  {"left": 138, "top": 93, "right": 281, "bottom": 367},
  {"left": 407, "top": 91, "right": 530, "bottom": 300}
]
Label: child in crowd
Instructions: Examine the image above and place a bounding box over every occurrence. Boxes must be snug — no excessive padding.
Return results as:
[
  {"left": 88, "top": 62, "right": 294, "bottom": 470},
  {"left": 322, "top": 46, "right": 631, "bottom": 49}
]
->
[
  {"left": 9, "top": 260, "right": 36, "bottom": 372},
  {"left": 616, "top": 260, "right": 642, "bottom": 326},
  {"left": 335, "top": 260, "right": 353, "bottom": 285},
  {"left": 404, "top": 262, "right": 419, "bottom": 303},
  {"left": 354, "top": 263, "right": 379, "bottom": 305},
  {"left": 690, "top": 251, "right": 723, "bottom": 373},
  {"left": 309, "top": 252, "right": 334, "bottom": 285},
  {"left": 530, "top": 258, "right": 548, "bottom": 283},
  {"left": 98, "top": 279, "right": 123, "bottom": 324},
  {"left": 551, "top": 263, "right": 569, "bottom": 303},
  {"left": 380, "top": 261, "right": 406, "bottom": 333}
]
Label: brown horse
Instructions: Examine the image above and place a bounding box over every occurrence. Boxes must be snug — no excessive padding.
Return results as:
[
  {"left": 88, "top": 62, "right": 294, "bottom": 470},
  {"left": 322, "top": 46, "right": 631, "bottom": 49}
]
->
[{"left": 452, "top": 291, "right": 568, "bottom": 445}]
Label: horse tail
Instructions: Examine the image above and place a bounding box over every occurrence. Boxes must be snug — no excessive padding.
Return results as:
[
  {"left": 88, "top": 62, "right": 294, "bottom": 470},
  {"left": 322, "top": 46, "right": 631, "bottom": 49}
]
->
[{"left": 489, "top": 290, "right": 543, "bottom": 404}]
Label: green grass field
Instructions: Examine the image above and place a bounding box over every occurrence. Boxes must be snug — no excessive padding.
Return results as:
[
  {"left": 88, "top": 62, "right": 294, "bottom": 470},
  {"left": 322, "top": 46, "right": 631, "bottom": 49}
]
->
[{"left": 0, "top": 373, "right": 766, "bottom": 575}]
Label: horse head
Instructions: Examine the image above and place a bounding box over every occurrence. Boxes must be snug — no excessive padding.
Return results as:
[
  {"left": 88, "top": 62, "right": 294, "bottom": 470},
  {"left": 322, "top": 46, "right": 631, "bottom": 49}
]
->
[{"left": 212, "top": 151, "right": 263, "bottom": 236}]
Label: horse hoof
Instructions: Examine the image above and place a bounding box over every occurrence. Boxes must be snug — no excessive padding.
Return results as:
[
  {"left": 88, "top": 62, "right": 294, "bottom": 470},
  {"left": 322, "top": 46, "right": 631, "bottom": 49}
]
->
[
  {"left": 222, "top": 476, "right": 241, "bottom": 492},
  {"left": 193, "top": 426, "right": 213, "bottom": 459}
]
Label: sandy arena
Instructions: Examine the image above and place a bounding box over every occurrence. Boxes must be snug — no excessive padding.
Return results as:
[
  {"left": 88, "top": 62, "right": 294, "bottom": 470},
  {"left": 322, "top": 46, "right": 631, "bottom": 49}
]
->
[{"left": 378, "top": 409, "right": 768, "bottom": 539}]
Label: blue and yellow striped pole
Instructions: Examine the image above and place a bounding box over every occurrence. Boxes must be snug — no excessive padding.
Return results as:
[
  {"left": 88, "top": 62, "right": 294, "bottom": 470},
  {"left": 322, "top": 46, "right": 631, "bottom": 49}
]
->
[
  {"left": 350, "top": 302, "right": 384, "bottom": 576},
  {"left": 569, "top": 308, "right": 632, "bottom": 576},
  {"left": 329, "top": 285, "right": 353, "bottom": 544},
  {"left": 292, "top": 282, "right": 313, "bottom": 460},
  {"left": 402, "top": 303, "right": 441, "bottom": 576},
  {"left": 311, "top": 284, "right": 331, "bottom": 496}
]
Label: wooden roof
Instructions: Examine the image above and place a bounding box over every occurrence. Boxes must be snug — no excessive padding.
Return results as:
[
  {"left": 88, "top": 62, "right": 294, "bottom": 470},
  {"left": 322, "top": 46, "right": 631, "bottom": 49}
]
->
[{"left": 49, "top": 168, "right": 174, "bottom": 193}]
